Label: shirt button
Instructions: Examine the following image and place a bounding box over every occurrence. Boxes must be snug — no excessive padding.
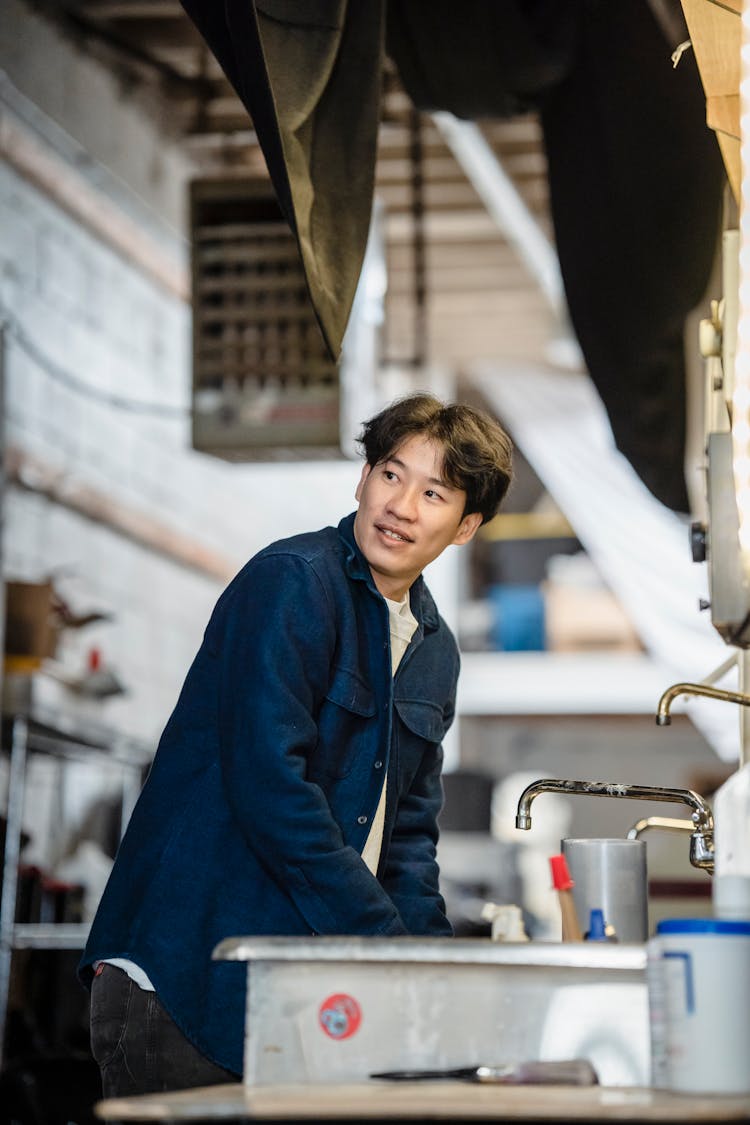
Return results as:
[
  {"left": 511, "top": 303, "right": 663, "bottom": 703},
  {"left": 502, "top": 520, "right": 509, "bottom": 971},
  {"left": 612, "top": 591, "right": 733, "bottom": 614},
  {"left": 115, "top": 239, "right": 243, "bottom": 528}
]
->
[
  {"left": 357, "top": 815, "right": 368, "bottom": 825},
  {"left": 374, "top": 760, "right": 383, "bottom": 769}
]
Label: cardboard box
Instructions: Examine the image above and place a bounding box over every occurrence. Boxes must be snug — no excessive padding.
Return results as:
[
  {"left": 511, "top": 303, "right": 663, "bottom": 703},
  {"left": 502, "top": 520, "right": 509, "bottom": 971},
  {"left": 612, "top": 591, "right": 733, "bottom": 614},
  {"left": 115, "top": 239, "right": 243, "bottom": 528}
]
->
[{"left": 4, "top": 581, "right": 59, "bottom": 660}]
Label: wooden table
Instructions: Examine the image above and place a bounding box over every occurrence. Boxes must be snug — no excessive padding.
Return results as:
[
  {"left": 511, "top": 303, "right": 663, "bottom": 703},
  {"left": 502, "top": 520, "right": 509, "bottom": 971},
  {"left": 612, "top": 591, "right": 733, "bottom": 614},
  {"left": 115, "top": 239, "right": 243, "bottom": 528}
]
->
[{"left": 95, "top": 1081, "right": 750, "bottom": 1122}]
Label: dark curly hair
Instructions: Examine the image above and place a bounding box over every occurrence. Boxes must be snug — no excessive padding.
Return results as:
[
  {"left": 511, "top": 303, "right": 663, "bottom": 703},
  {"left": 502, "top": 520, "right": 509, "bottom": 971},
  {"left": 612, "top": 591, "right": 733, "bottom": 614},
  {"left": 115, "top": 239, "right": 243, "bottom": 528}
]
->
[{"left": 357, "top": 393, "right": 513, "bottom": 525}]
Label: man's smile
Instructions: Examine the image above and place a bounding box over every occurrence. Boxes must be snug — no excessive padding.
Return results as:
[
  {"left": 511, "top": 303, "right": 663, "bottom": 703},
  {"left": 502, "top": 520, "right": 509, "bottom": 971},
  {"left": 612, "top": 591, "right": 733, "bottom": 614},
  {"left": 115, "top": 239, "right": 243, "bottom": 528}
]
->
[{"left": 376, "top": 522, "right": 414, "bottom": 544}]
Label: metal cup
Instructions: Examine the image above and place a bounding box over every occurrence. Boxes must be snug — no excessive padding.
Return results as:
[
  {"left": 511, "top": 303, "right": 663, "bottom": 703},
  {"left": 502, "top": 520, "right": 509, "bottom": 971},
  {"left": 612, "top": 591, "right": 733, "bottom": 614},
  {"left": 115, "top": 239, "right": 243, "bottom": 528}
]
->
[{"left": 561, "top": 837, "right": 648, "bottom": 942}]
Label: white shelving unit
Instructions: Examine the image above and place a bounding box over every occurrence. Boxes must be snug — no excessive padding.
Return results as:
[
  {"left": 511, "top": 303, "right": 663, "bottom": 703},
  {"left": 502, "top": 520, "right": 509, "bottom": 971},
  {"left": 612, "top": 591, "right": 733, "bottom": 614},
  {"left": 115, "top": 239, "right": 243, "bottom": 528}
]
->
[{"left": 457, "top": 651, "right": 676, "bottom": 717}]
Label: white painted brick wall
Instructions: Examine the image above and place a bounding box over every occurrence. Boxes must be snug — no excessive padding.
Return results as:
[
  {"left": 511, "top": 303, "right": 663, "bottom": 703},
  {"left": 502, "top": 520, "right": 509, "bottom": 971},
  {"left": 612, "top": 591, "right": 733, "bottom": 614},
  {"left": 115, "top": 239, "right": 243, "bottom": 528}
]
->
[
  {"left": 0, "top": 4, "right": 461, "bottom": 867},
  {"left": 2, "top": 0, "right": 193, "bottom": 232},
  {"left": 0, "top": 145, "right": 362, "bottom": 851}
]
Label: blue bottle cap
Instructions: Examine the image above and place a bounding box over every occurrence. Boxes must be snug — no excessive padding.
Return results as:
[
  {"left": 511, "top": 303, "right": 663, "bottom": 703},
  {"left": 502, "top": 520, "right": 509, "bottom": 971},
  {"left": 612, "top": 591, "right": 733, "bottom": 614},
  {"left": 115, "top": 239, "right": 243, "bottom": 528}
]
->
[
  {"left": 656, "top": 917, "right": 750, "bottom": 936},
  {"left": 586, "top": 908, "right": 608, "bottom": 941}
]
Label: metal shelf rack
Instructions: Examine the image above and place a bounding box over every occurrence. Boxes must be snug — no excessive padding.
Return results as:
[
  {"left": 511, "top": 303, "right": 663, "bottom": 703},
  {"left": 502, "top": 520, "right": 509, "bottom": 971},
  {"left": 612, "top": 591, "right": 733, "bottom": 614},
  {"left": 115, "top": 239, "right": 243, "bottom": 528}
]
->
[{"left": 0, "top": 703, "right": 151, "bottom": 1065}]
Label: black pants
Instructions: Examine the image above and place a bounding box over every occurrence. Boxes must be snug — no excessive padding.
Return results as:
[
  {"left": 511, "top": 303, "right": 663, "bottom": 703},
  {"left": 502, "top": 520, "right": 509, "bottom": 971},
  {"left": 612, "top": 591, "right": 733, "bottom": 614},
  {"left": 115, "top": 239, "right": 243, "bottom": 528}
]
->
[{"left": 90, "top": 964, "right": 237, "bottom": 1097}]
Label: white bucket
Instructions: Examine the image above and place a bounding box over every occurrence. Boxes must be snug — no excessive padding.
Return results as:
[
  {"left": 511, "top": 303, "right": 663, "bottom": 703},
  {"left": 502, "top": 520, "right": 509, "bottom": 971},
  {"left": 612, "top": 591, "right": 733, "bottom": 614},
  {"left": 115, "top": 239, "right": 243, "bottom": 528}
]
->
[{"left": 648, "top": 918, "right": 750, "bottom": 1094}]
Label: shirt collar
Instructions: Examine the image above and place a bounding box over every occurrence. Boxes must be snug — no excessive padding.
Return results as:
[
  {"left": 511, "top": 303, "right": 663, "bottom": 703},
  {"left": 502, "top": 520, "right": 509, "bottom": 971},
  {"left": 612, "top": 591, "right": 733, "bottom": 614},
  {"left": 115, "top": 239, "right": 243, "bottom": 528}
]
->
[{"left": 337, "top": 512, "right": 439, "bottom": 631}]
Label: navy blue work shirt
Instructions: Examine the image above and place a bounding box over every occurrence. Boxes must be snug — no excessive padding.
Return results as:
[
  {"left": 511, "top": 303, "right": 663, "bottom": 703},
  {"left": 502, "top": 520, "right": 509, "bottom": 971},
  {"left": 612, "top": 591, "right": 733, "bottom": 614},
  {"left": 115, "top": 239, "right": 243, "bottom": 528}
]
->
[{"left": 79, "top": 512, "right": 457, "bottom": 1075}]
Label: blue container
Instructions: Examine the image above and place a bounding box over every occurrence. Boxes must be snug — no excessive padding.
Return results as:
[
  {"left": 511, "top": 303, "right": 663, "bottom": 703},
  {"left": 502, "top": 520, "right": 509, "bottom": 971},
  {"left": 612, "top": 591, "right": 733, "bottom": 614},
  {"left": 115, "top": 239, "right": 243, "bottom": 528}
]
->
[{"left": 488, "top": 584, "right": 546, "bottom": 652}]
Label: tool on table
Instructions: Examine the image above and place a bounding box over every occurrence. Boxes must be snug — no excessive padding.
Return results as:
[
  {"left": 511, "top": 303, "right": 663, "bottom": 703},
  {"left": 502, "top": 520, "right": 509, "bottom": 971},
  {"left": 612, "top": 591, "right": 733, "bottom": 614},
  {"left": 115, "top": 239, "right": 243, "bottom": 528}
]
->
[
  {"left": 549, "top": 853, "right": 583, "bottom": 941},
  {"left": 371, "top": 1059, "right": 598, "bottom": 1085}
]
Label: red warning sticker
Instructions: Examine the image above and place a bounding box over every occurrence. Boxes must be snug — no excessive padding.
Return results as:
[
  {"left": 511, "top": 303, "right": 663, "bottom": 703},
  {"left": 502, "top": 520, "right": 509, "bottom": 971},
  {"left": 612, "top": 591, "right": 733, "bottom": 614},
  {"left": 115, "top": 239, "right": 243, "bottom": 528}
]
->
[{"left": 318, "top": 993, "right": 362, "bottom": 1040}]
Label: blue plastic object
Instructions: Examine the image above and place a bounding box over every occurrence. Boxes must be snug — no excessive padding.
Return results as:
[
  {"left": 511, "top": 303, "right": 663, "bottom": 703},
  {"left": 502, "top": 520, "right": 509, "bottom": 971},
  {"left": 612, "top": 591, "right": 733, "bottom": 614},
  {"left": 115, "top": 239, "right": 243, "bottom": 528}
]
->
[
  {"left": 586, "top": 908, "right": 608, "bottom": 941},
  {"left": 656, "top": 918, "right": 750, "bottom": 936},
  {"left": 488, "top": 584, "right": 546, "bottom": 652}
]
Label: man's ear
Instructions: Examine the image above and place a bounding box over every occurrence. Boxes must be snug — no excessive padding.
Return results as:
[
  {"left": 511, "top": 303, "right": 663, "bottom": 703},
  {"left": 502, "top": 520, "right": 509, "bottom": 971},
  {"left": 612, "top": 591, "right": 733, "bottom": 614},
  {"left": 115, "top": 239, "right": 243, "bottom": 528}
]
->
[
  {"left": 453, "top": 511, "right": 483, "bottom": 546},
  {"left": 355, "top": 462, "right": 372, "bottom": 502}
]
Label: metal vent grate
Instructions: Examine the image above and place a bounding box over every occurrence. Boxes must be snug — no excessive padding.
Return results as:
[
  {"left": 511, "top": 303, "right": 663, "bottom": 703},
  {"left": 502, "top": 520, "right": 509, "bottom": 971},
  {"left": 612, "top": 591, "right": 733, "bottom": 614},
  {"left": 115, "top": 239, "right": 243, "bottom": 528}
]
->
[{"left": 190, "top": 177, "right": 342, "bottom": 460}]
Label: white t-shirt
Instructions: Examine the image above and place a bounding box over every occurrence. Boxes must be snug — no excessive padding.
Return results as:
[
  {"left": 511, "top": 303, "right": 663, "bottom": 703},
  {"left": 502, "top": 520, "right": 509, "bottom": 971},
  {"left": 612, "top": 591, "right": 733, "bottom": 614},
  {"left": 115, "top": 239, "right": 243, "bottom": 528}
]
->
[{"left": 361, "top": 591, "right": 418, "bottom": 875}]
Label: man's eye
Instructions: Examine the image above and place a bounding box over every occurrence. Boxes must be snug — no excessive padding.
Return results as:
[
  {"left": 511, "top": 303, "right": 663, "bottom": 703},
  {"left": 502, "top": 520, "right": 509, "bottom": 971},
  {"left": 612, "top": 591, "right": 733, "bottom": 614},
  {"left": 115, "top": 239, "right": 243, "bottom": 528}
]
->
[
  {"left": 383, "top": 470, "right": 397, "bottom": 481},
  {"left": 425, "top": 489, "right": 442, "bottom": 500}
]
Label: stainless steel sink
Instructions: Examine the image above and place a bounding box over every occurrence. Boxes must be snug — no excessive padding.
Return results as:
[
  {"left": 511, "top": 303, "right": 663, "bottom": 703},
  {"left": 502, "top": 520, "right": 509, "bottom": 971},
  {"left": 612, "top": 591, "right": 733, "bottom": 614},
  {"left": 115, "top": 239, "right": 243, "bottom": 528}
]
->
[{"left": 214, "top": 936, "right": 650, "bottom": 1087}]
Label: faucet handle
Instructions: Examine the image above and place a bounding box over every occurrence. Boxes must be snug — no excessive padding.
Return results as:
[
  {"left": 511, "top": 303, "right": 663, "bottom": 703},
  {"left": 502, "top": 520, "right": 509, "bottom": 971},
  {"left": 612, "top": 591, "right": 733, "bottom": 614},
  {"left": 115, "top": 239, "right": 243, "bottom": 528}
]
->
[{"left": 689, "top": 831, "right": 715, "bottom": 870}]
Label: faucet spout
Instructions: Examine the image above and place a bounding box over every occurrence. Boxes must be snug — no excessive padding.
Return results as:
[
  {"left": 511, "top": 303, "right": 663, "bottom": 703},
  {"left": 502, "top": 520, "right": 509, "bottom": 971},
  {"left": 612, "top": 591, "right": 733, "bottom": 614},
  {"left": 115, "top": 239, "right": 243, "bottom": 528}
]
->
[
  {"left": 656, "top": 681, "right": 750, "bottom": 726},
  {"left": 515, "top": 778, "right": 715, "bottom": 871}
]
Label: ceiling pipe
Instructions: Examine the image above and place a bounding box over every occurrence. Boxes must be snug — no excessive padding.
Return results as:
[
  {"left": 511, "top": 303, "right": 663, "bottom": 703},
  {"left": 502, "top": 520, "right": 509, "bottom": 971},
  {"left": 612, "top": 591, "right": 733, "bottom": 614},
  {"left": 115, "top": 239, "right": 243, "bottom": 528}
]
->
[{"left": 431, "top": 111, "right": 565, "bottom": 317}]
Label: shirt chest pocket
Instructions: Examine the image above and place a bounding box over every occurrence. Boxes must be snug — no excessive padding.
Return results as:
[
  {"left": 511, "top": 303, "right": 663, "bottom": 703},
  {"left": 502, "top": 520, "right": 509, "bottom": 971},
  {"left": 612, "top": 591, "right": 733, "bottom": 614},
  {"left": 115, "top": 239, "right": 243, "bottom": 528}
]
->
[
  {"left": 312, "top": 666, "right": 376, "bottom": 779},
  {"left": 394, "top": 699, "right": 445, "bottom": 789}
]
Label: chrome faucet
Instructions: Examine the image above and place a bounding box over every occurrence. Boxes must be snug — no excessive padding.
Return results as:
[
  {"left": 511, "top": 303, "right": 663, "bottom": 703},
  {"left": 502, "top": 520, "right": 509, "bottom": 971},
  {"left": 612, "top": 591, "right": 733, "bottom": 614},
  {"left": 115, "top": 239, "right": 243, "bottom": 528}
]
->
[
  {"left": 656, "top": 681, "right": 750, "bottom": 726},
  {"left": 515, "top": 778, "right": 715, "bottom": 871}
]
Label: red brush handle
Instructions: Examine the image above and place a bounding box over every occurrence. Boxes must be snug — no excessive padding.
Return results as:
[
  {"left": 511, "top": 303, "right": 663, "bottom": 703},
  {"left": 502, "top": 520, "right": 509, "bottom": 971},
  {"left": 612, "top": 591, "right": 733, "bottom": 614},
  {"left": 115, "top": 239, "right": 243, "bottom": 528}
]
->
[{"left": 549, "top": 853, "right": 574, "bottom": 891}]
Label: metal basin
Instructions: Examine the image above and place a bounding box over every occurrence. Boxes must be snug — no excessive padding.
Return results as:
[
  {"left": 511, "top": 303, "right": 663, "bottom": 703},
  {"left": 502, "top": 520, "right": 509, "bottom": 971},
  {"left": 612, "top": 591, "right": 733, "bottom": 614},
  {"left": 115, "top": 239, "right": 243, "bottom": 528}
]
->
[{"left": 214, "top": 936, "right": 650, "bottom": 1087}]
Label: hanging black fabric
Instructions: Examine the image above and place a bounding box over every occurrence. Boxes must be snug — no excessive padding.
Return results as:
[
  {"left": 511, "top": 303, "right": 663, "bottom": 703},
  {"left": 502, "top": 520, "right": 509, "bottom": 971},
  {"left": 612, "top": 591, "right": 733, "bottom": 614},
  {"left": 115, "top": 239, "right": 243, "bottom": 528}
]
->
[
  {"left": 180, "top": 0, "right": 385, "bottom": 359},
  {"left": 385, "top": 0, "right": 578, "bottom": 117},
  {"left": 180, "top": 0, "right": 725, "bottom": 511},
  {"left": 386, "top": 0, "right": 725, "bottom": 511},
  {"left": 538, "top": 1, "right": 725, "bottom": 512}
]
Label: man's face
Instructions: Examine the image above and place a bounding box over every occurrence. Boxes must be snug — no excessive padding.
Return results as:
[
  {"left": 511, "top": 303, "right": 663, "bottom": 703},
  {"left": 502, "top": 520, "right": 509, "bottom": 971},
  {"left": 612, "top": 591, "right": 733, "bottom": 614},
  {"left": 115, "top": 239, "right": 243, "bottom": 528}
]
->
[{"left": 353, "top": 435, "right": 482, "bottom": 601}]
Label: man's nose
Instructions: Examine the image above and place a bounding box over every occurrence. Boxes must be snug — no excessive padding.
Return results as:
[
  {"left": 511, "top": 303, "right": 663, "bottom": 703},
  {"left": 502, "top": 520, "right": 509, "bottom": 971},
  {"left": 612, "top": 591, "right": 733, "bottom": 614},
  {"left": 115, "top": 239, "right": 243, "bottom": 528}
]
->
[{"left": 387, "top": 485, "right": 418, "bottom": 520}]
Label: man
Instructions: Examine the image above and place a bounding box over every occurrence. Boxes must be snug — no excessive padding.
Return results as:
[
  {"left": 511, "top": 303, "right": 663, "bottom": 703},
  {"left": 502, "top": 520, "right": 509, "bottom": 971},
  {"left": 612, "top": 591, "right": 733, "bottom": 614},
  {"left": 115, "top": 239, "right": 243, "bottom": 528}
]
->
[{"left": 80, "top": 393, "right": 513, "bottom": 1095}]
